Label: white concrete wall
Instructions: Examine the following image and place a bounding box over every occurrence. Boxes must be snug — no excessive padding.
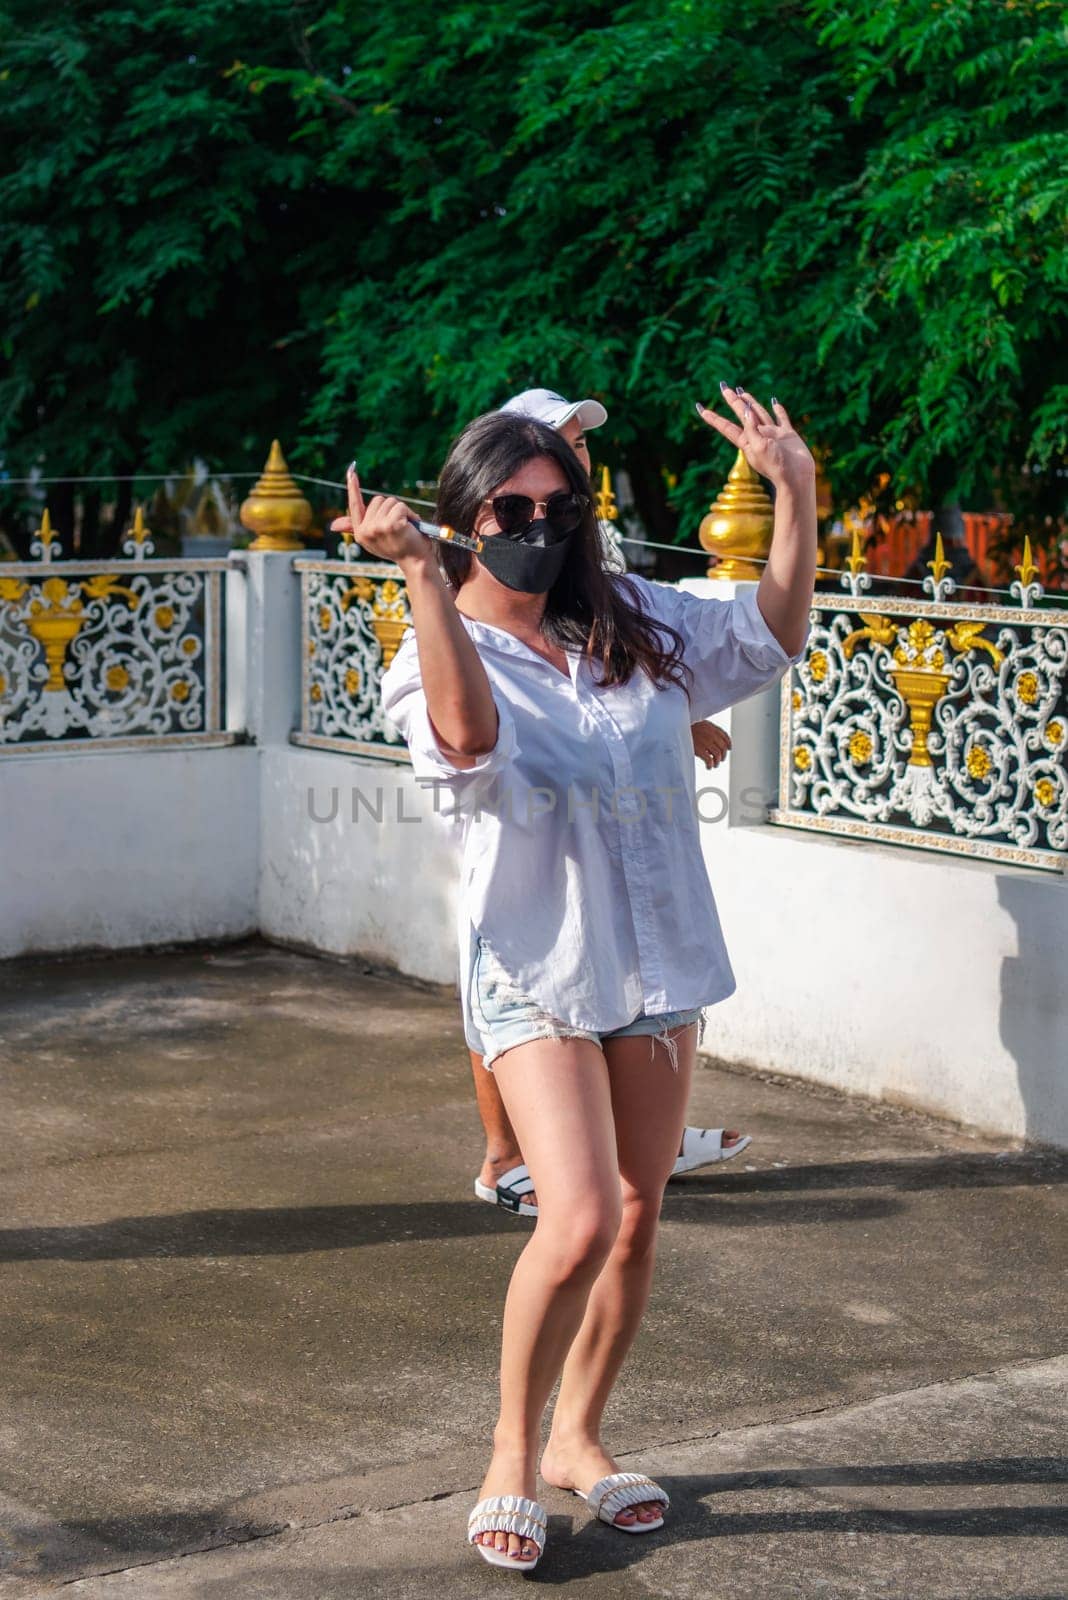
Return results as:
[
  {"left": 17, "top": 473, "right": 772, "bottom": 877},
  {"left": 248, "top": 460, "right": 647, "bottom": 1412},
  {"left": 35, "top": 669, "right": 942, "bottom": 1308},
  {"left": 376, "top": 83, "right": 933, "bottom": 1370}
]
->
[
  {"left": 0, "top": 743, "right": 259, "bottom": 958},
  {"left": 697, "top": 818, "right": 1068, "bottom": 1149},
  {"left": 257, "top": 744, "right": 459, "bottom": 984}
]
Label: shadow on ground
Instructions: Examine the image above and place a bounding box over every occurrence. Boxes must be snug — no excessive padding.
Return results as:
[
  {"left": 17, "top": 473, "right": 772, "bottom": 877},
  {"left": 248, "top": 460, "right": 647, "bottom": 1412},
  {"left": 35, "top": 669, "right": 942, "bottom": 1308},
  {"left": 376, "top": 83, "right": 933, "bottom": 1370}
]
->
[
  {"left": 29, "top": 1456, "right": 1067, "bottom": 1586},
  {"left": 532, "top": 1459, "right": 1068, "bottom": 1587},
  {"left": 0, "top": 1195, "right": 905, "bottom": 1261},
  {"left": 2, "top": 1152, "right": 1062, "bottom": 1263},
  {"left": 675, "top": 1150, "right": 1066, "bottom": 1194}
]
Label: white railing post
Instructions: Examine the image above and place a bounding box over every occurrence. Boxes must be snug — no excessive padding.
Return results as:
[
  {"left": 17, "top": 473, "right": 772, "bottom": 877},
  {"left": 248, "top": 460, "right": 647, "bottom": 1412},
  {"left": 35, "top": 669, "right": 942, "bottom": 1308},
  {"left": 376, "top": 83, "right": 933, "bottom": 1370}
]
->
[
  {"left": 678, "top": 575, "right": 782, "bottom": 829},
  {"left": 243, "top": 549, "right": 322, "bottom": 747},
  {"left": 224, "top": 556, "right": 248, "bottom": 735}
]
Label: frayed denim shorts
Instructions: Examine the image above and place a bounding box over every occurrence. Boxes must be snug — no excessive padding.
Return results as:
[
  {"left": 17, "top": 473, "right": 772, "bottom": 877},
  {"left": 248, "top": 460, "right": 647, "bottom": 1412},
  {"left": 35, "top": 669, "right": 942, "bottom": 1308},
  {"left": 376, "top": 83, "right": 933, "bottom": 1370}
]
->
[{"left": 469, "top": 934, "right": 706, "bottom": 1074}]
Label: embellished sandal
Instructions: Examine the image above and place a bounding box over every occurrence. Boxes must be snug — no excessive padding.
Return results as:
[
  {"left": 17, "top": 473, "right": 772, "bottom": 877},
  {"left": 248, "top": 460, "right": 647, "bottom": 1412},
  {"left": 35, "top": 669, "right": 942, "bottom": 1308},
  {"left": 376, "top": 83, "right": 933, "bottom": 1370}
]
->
[
  {"left": 473, "top": 1163, "right": 538, "bottom": 1217},
  {"left": 468, "top": 1493, "right": 548, "bottom": 1571},
  {"left": 577, "top": 1471, "right": 669, "bottom": 1534}
]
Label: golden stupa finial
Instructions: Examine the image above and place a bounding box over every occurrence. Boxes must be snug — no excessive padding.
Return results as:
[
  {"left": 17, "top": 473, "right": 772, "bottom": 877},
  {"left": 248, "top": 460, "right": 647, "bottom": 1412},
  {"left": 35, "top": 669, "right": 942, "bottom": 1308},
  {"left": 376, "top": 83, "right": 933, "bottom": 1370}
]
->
[
  {"left": 698, "top": 449, "right": 773, "bottom": 581},
  {"left": 240, "top": 440, "right": 312, "bottom": 552}
]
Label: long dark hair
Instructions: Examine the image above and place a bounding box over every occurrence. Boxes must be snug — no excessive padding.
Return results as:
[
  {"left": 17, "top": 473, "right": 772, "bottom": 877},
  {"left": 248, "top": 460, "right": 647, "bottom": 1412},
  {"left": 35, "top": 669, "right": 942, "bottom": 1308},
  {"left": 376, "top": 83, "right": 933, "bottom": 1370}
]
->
[{"left": 435, "top": 411, "right": 688, "bottom": 692}]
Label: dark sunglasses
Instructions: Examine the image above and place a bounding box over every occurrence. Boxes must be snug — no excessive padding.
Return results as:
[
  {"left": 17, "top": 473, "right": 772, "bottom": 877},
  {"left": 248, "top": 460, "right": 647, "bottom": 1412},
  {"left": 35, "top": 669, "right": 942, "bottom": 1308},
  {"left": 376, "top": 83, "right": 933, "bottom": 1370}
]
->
[{"left": 484, "top": 491, "right": 590, "bottom": 537}]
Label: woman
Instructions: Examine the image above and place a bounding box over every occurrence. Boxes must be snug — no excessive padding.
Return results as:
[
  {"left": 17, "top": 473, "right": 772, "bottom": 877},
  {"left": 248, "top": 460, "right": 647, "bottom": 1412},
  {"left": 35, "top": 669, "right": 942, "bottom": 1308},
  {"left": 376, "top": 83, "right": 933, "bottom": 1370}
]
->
[
  {"left": 473, "top": 385, "right": 750, "bottom": 1222},
  {"left": 347, "top": 385, "right": 815, "bottom": 1572}
]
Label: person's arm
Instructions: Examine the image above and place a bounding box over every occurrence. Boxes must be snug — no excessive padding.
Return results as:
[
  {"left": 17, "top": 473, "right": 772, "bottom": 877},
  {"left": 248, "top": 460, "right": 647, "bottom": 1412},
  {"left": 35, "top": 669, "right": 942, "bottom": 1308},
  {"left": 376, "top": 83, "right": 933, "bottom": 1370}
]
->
[
  {"left": 400, "top": 552, "right": 499, "bottom": 766},
  {"left": 695, "top": 387, "right": 816, "bottom": 658},
  {"left": 758, "top": 473, "right": 817, "bottom": 659},
  {"left": 334, "top": 467, "right": 498, "bottom": 766}
]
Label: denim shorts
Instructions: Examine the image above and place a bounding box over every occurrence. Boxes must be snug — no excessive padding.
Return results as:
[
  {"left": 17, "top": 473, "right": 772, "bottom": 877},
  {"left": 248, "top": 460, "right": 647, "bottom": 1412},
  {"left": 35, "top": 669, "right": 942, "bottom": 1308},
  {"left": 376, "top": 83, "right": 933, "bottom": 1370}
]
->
[{"left": 469, "top": 935, "right": 706, "bottom": 1074}]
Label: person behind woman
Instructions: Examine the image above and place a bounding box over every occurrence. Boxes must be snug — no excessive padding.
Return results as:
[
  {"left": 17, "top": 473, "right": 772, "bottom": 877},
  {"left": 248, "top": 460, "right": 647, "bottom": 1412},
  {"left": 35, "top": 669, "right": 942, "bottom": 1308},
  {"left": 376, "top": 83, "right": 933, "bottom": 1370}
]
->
[{"left": 345, "top": 385, "right": 815, "bottom": 1572}]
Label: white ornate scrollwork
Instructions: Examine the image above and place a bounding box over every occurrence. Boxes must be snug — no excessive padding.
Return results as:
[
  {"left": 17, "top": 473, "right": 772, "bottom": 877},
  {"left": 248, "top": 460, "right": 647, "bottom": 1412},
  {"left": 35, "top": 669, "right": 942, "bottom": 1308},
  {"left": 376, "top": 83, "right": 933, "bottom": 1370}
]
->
[
  {"left": 775, "top": 595, "right": 1068, "bottom": 872},
  {"left": 295, "top": 559, "right": 412, "bottom": 756},
  {"left": 0, "top": 537, "right": 229, "bottom": 750}
]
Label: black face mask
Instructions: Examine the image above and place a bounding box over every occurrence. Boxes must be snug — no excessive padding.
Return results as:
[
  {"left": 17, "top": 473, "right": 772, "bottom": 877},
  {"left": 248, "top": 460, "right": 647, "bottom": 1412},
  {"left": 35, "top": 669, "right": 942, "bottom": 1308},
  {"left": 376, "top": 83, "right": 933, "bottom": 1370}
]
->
[{"left": 476, "top": 518, "right": 574, "bottom": 594}]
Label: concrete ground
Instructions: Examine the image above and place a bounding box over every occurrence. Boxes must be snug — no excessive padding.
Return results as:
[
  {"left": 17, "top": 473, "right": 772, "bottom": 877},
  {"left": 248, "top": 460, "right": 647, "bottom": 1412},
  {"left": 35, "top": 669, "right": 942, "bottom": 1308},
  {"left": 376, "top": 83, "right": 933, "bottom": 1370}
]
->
[{"left": 0, "top": 939, "right": 1064, "bottom": 1599}]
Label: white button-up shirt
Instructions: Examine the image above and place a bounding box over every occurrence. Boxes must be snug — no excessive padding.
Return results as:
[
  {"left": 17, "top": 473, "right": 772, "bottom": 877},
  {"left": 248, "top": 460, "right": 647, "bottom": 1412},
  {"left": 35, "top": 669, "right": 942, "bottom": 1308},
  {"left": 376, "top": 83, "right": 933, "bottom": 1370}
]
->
[{"left": 381, "top": 576, "right": 806, "bottom": 1049}]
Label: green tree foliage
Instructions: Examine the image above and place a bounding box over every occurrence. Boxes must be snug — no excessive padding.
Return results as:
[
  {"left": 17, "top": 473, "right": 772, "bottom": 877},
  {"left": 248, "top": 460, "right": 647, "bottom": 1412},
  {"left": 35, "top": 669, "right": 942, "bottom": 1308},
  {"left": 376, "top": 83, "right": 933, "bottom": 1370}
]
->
[
  {"left": 2, "top": 0, "right": 1065, "bottom": 555},
  {"left": 246, "top": 0, "right": 850, "bottom": 542},
  {"left": 803, "top": 0, "right": 1068, "bottom": 516},
  {"left": 0, "top": 0, "right": 349, "bottom": 551}
]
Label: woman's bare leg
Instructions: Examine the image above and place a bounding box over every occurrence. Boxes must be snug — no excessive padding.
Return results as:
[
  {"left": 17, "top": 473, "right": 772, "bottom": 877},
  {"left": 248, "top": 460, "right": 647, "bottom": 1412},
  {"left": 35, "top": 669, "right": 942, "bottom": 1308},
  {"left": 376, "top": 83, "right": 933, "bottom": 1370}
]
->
[
  {"left": 540, "top": 1023, "right": 696, "bottom": 1526},
  {"left": 473, "top": 1045, "right": 738, "bottom": 1213},
  {"left": 472, "top": 1035, "right": 619, "bottom": 1560},
  {"left": 470, "top": 1048, "right": 539, "bottom": 1207}
]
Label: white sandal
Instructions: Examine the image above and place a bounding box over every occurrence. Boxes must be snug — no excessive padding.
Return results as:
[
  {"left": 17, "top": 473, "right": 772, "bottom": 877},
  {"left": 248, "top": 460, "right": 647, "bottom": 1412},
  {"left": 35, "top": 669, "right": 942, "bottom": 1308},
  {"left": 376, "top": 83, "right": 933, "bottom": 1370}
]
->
[
  {"left": 473, "top": 1163, "right": 538, "bottom": 1217},
  {"left": 670, "top": 1126, "right": 751, "bottom": 1178},
  {"left": 577, "top": 1471, "right": 669, "bottom": 1534},
  {"left": 468, "top": 1493, "right": 547, "bottom": 1570}
]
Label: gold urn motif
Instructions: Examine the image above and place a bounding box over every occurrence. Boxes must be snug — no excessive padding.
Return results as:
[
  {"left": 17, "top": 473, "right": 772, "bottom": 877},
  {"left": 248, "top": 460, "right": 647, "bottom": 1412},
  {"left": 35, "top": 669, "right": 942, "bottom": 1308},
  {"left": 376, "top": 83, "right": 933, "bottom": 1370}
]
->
[
  {"left": 369, "top": 578, "right": 409, "bottom": 670},
  {"left": 240, "top": 440, "right": 312, "bottom": 552},
  {"left": 371, "top": 617, "right": 408, "bottom": 671},
  {"left": 698, "top": 450, "right": 773, "bottom": 581},
  {"left": 887, "top": 665, "right": 952, "bottom": 768},
  {"left": 841, "top": 615, "right": 1005, "bottom": 773},
  {"left": 26, "top": 578, "right": 86, "bottom": 691}
]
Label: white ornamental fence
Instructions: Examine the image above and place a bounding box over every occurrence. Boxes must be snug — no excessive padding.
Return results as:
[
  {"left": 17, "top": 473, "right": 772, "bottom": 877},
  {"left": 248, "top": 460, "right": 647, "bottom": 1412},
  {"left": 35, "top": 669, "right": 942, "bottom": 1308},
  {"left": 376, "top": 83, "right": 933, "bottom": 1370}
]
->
[
  {"left": 0, "top": 513, "right": 234, "bottom": 753},
  {"left": 770, "top": 586, "right": 1068, "bottom": 874},
  {"left": 292, "top": 551, "right": 410, "bottom": 760}
]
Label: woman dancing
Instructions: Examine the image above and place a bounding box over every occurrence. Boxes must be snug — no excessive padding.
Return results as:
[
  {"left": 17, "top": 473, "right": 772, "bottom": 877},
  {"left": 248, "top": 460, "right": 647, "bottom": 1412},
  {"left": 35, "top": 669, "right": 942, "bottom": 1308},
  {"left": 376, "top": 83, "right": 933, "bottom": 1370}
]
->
[{"left": 345, "top": 384, "right": 815, "bottom": 1572}]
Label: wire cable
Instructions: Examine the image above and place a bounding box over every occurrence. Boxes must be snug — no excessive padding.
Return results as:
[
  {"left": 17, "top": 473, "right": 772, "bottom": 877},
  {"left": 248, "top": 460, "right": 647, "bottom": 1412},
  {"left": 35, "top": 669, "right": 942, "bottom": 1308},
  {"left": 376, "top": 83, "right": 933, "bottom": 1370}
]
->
[{"left": 0, "top": 470, "right": 1053, "bottom": 600}]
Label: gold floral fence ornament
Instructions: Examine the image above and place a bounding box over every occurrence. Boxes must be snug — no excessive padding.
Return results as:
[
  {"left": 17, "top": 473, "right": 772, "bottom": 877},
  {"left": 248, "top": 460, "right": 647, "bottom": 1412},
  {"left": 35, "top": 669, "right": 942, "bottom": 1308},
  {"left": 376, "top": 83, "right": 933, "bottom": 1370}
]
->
[
  {"left": 340, "top": 574, "right": 409, "bottom": 671},
  {"left": 771, "top": 532, "right": 1068, "bottom": 871},
  {"left": 0, "top": 506, "right": 230, "bottom": 749}
]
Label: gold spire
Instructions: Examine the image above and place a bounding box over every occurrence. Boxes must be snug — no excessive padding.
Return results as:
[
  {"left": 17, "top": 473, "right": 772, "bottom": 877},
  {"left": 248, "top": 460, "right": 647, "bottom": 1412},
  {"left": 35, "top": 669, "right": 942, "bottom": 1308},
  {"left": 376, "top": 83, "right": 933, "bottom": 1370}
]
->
[
  {"left": 1015, "top": 535, "right": 1038, "bottom": 590},
  {"left": 927, "top": 530, "right": 951, "bottom": 585},
  {"left": 240, "top": 440, "right": 312, "bottom": 552},
  {"left": 130, "top": 505, "right": 149, "bottom": 544},
  {"left": 594, "top": 464, "right": 618, "bottom": 523},
  {"left": 35, "top": 512, "right": 57, "bottom": 563},
  {"left": 698, "top": 449, "right": 773, "bottom": 581},
  {"left": 847, "top": 525, "right": 867, "bottom": 577}
]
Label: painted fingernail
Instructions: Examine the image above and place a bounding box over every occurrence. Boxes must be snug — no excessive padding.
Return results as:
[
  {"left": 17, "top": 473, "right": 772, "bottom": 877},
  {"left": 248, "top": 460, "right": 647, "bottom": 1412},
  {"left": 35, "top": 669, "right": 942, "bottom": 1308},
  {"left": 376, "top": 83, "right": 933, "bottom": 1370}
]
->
[
  {"left": 347, "top": 459, "right": 357, "bottom": 475},
  {"left": 695, "top": 401, "right": 707, "bottom": 415},
  {"left": 735, "top": 383, "right": 746, "bottom": 394},
  {"left": 771, "top": 396, "right": 779, "bottom": 408},
  {"left": 719, "top": 380, "right": 731, "bottom": 392}
]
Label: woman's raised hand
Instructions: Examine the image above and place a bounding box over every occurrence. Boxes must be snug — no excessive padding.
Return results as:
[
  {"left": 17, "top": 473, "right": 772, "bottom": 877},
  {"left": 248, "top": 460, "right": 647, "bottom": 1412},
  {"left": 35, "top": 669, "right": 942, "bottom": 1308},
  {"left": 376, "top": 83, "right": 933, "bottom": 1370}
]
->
[
  {"left": 329, "top": 466, "right": 430, "bottom": 567},
  {"left": 695, "top": 388, "right": 815, "bottom": 489}
]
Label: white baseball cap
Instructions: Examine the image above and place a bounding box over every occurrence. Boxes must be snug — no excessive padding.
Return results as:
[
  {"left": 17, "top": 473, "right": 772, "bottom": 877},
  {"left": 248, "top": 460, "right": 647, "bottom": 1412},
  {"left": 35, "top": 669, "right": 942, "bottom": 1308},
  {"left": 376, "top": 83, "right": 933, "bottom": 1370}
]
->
[{"left": 499, "top": 387, "right": 608, "bottom": 431}]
